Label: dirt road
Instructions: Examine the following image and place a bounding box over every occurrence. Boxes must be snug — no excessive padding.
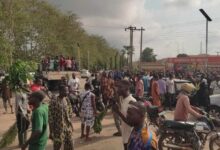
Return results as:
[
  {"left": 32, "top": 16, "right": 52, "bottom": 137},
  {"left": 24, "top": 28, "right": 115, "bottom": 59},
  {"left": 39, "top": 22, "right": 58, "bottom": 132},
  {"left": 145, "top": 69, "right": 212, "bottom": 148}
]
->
[{"left": 1, "top": 109, "right": 123, "bottom": 150}]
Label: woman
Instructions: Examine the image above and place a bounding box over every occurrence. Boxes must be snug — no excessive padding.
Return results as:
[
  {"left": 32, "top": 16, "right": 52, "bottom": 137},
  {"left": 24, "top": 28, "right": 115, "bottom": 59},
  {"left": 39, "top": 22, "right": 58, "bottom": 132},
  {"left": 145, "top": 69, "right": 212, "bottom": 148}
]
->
[
  {"left": 80, "top": 83, "right": 97, "bottom": 141},
  {"left": 151, "top": 74, "right": 161, "bottom": 107}
]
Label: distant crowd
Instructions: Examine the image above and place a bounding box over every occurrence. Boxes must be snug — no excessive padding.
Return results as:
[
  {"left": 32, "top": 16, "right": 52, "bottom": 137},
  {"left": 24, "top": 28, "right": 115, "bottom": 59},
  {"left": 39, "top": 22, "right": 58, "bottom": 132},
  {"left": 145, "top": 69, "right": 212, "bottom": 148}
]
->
[{"left": 41, "top": 55, "right": 78, "bottom": 71}]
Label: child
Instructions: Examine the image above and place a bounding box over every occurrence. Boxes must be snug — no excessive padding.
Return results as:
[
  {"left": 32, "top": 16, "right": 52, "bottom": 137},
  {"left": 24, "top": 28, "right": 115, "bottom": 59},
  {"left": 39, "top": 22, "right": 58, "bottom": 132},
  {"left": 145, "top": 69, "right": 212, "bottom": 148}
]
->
[{"left": 127, "top": 101, "right": 158, "bottom": 150}]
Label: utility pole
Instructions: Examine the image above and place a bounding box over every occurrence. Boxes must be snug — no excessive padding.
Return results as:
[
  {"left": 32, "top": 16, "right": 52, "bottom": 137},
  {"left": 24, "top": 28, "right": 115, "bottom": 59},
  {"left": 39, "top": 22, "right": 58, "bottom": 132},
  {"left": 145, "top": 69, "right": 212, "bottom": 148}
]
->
[
  {"left": 125, "top": 26, "right": 138, "bottom": 70},
  {"left": 87, "top": 50, "right": 90, "bottom": 70},
  {"left": 200, "top": 41, "right": 203, "bottom": 54},
  {"left": 137, "top": 27, "right": 145, "bottom": 70},
  {"left": 199, "top": 9, "right": 212, "bottom": 72},
  {"left": 115, "top": 52, "right": 118, "bottom": 70},
  {"left": 77, "top": 43, "right": 80, "bottom": 70}
]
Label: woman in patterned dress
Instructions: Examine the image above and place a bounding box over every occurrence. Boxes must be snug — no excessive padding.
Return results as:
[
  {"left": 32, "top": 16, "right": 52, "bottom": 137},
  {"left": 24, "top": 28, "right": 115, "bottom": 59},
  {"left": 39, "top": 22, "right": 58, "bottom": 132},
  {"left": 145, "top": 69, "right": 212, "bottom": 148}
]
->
[{"left": 80, "top": 83, "right": 97, "bottom": 141}]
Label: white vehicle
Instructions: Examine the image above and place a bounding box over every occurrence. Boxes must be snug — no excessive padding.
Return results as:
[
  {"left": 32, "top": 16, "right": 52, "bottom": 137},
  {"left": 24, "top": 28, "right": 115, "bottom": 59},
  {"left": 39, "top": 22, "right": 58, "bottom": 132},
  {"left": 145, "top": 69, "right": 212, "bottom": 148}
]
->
[
  {"left": 209, "top": 94, "right": 220, "bottom": 119},
  {"left": 81, "top": 69, "right": 91, "bottom": 78}
]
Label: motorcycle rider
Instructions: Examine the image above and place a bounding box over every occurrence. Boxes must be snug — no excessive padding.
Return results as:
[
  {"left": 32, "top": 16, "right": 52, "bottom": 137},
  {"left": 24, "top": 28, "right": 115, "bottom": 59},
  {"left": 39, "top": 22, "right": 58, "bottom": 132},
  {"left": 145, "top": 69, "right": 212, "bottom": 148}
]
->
[{"left": 174, "top": 83, "right": 204, "bottom": 122}]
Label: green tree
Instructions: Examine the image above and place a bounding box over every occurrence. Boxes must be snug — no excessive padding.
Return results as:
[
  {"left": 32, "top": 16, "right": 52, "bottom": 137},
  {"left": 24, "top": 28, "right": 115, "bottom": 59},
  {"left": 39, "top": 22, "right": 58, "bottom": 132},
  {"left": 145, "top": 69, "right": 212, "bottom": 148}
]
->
[
  {"left": 0, "top": 0, "right": 118, "bottom": 70},
  {"left": 177, "top": 53, "right": 188, "bottom": 58},
  {"left": 141, "top": 47, "right": 157, "bottom": 62}
]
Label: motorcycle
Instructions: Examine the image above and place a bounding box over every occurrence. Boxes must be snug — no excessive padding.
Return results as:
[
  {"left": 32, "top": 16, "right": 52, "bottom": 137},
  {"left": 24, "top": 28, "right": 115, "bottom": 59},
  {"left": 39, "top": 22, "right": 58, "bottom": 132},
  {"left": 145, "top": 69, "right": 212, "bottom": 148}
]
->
[
  {"left": 146, "top": 105, "right": 166, "bottom": 136},
  {"left": 158, "top": 111, "right": 220, "bottom": 150}
]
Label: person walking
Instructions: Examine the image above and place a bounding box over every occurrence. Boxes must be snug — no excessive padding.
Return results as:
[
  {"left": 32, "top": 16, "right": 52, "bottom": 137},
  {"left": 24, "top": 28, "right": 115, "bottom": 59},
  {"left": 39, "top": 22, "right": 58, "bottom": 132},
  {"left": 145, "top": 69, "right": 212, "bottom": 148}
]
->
[
  {"left": 22, "top": 91, "right": 48, "bottom": 150},
  {"left": 49, "top": 85, "right": 74, "bottom": 150},
  {"left": 15, "top": 87, "right": 30, "bottom": 147},
  {"left": 80, "top": 83, "right": 97, "bottom": 141},
  {"left": 1, "top": 78, "right": 13, "bottom": 114},
  {"left": 112, "top": 80, "right": 136, "bottom": 150},
  {"left": 112, "top": 83, "right": 122, "bottom": 137}
]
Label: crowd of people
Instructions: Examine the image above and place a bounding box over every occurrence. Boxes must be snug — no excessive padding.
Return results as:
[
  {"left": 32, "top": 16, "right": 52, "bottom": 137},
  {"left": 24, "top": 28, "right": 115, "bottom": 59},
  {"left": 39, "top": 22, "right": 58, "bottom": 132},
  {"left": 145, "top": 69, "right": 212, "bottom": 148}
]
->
[
  {"left": 1, "top": 69, "right": 220, "bottom": 150},
  {"left": 41, "top": 55, "right": 78, "bottom": 71}
]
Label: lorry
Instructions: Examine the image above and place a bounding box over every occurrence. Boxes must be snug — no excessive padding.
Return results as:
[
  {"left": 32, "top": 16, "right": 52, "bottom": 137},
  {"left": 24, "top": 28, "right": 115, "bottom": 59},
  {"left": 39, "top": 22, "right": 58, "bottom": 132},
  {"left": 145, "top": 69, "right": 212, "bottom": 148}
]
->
[{"left": 41, "top": 71, "right": 80, "bottom": 90}]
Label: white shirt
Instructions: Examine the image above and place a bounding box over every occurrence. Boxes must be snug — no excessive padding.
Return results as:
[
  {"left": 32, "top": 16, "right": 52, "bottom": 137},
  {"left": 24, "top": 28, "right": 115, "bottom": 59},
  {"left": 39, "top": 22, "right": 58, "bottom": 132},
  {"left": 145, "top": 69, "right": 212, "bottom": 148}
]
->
[
  {"left": 68, "top": 78, "right": 80, "bottom": 91},
  {"left": 210, "top": 81, "right": 220, "bottom": 94},
  {"left": 15, "top": 91, "right": 28, "bottom": 116},
  {"left": 120, "top": 94, "right": 136, "bottom": 144},
  {"left": 166, "top": 79, "right": 175, "bottom": 94}
]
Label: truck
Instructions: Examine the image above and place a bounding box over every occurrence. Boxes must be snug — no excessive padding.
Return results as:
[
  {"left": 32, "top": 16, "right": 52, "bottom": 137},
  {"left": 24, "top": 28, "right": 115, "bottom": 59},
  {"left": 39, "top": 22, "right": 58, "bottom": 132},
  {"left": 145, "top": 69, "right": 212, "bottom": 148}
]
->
[{"left": 41, "top": 71, "right": 80, "bottom": 90}]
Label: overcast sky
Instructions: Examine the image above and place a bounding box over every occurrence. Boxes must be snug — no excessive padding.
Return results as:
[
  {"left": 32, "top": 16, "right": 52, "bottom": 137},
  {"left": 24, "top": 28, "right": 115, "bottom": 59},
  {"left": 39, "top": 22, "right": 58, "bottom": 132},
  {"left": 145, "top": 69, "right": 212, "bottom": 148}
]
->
[{"left": 47, "top": 0, "right": 220, "bottom": 60}]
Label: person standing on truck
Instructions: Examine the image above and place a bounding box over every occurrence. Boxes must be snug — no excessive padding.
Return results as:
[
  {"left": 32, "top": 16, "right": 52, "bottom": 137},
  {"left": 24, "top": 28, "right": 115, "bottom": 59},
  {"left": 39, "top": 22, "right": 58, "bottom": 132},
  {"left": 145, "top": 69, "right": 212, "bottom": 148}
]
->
[
  {"left": 66, "top": 57, "right": 72, "bottom": 71},
  {"left": 49, "top": 57, "right": 55, "bottom": 71},
  {"left": 59, "top": 55, "right": 65, "bottom": 71},
  {"left": 68, "top": 73, "right": 80, "bottom": 93},
  {"left": 54, "top": 56, "right": 59, "bottom": 71},
  {"left": 71, "top": 57, "right": 76, "bottom": 71}
]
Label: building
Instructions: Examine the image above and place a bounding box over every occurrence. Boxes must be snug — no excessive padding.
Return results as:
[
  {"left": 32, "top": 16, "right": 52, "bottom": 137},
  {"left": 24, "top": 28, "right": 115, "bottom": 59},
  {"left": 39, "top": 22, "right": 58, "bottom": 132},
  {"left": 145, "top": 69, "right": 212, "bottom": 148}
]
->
[{"left": 159, "top": 55, "right": 220, "bottom": 72}]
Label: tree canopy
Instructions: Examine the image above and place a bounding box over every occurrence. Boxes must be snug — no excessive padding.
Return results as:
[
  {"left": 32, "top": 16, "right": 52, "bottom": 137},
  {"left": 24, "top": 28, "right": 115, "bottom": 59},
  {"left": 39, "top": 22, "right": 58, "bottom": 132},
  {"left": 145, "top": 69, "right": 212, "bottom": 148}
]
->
[
  {"left": 0, "top": 0, "right": 117, "bottom": 70},
  {"left": 141, "top": 47, "right": 157, "bottom": 62},
  {"left": 177, "top": 53, "right": 189, "bottom": 58}
]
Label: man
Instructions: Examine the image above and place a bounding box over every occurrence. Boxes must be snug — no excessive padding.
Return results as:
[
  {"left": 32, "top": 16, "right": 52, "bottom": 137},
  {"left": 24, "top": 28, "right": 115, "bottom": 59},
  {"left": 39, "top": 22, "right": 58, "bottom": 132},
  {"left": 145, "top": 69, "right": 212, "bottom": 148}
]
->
[
  {"left": 113, "top": 80, "right": 136, "bottom": 150},
  {"left": 1, "top": 78, "right": 13, "bottom": 114},
  {"left": 100, "top": 72, "right": 109, "bottom": 106},
  {"left": 106, "top": 72, "right": 115, "bottom": 106},
  {"left": 68, "top": 73, "right": 80, "bottom": 92},
  {"left": 91, "top": 74, "right": 101, "bottom": 97},
  {"left": 22, "top": 91, "right": 48, "bottom": 150},
  {"left": 15, "top": 87, "right": 30, "bottom": 147},
  {"left": 135, "top": 75, "right": 144, "bottom": 98},
  {"left": 80, "top": 83, "right": 97, "bottom": 141},
  {"left": 210, "top": 75, "right": 220, "bottom": 95},
  {"left": 49, "top": 85, "right": 74, "bottom": 150},
  {"left": 112, "top": 84, "right": 122, "bottom": 137},
  {"left": 158, "top": 74, "right": 167, "bottom": 106},
  {"left": 127, "top": 101, "right": 157, "bottom": 150},
  {"left": 174, "top": 83, "right": 204, "bottom": 121},
  {"left": 65, "top": 57, "right": 72, "bottom": 71},
  {"left": 166, "top": 74, "right": 175, "bottom": 109}
]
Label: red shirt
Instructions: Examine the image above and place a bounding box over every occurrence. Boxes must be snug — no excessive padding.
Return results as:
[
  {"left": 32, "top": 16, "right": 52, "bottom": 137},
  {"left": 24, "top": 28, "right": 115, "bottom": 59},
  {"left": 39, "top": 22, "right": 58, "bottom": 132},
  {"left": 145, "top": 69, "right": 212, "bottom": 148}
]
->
[{"left": 30, "top": 84, "right": 44, "bottom": 92}]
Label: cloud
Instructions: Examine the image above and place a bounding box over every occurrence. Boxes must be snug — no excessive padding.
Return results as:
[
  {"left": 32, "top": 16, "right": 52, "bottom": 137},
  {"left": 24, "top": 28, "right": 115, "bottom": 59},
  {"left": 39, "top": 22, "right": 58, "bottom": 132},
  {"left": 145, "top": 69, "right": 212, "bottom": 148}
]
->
[
  {"left": 163, "top": 0, "right": 201, "bottom": 7},
  {"left": 47, "top": 0, "right": 220, "bottom": 59}
]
